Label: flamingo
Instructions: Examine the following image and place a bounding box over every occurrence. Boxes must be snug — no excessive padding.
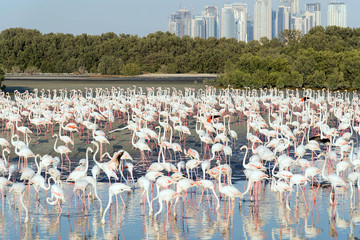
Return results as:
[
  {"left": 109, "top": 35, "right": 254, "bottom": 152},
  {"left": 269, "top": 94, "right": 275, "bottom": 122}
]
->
[
  {"left": 217, "top": 166, "right": 243, "bottom": 207},
  {"left": 29, "top": 174, "right": 51, "bottom": 200},
  {"left": 196, "top": 179, "right": 220, "bottom": 210},
  {"left": 92, "top": 129, "right": 110, "bottom": 161},
  {"left": 270, "top": 177, "right": 292, "bottom": 210},
  {"left": 185, "top": 159, "right": 201, "bottom": 179},
  {"left": 52, "top": 133, "right": 72, "bottom": 166},
  {"left": 46, "top": 183, "right": 65, "bottom": 220},
  {"left": 137, "top": 176, "right": 151, "bottom": 210},
  {"left": 348, "top": 171, "right": 360, "bottom": 207},
  {"left": 0, "top": 177, "right": 11, "bottom": 214},
  {"left": 91, "top": 165, "right": 101, "bottom": 180},
  {"left": 153, "top": 189, "right": 181, "bottom": 219},
  {"left": 101, "top": 183, "right": 131, "bottom": 224},
  {"left": 9, "top": 183, "right": 28, "bottom": 222},
  {"left": 321, "top": 153, "right": 347, "bottom": 205},
  {"left": 242, "top": 169, "right": 268, "bottom": 199},
  {"left": 66, "top": 147, "right": 93, "bottom": 182},
  {"left": 96, "top": 148, "right": 124, "bottom": 183},
  {"left": 131, "top": 130, "right": 151, "bottom": 162}
]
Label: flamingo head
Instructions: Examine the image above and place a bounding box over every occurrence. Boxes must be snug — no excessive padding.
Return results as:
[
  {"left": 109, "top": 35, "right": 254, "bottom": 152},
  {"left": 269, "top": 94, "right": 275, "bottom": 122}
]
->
[
  {"left": 4, "top": 148, "right": 10, "bottom": 154},
  {"left": 167, "top": 179, "right": 177, "bottom": 184},
  {"left": 191, "top": 181, "right": 199, "bottom": 186},
  {"left": 240, "top": 145, "right": 247, "bottom": 151},
  {"left": 172, "top": 192, "right": 181, "bottom": 198},
  {"left": 261, "top": 173, "right": 269, "bottom": 179},
  {"left": 155, "top": 172, "right": 164, "bottom": 178}
]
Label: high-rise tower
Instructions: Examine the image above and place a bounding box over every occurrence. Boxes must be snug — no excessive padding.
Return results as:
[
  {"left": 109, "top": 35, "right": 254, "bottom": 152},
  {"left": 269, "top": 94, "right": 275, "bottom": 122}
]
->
[
  {"left": 327, "top": 2, "right": 347, "bottom": 27},
  {"left": 191, "top": 15, "right": 205, "bottom": 38},
  {"left": 254, "top": 0, "right": 272, "bottom": 40},
  {"left": 233, "top": 3, "right": 248, "bottom": 42},
  {"left": 277, "top": 3, "right": 291, "bottom": 37},
  {"left": 168, "top": 9, "right": 192, "bottom": 37},
  {"left": 306, "top": 3, "right": 321, "bottom": 26},
  {"left": 202, "top": 6, "right": 220, "bottom": 39},
  {"left": 302, "top": 11, "right": 316, "bottom": 34},
  {"left": 280, "top": 0, "right": 299, "bottom": 15},
  {"left": 221, "top": 4, "right": 236, "bottom": 39}
]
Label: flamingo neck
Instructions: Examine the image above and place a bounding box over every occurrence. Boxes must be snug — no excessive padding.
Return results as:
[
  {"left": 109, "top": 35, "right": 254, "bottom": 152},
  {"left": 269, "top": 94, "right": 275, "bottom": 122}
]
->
[{"left": 53, "top": 134, "right": 58, "bottom": 152}]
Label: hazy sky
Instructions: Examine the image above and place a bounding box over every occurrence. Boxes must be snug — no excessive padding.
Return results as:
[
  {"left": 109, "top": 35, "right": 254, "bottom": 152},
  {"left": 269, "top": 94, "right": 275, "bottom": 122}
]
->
[{"left": 0, "top": 0, "right": 356, "bottom": 36}]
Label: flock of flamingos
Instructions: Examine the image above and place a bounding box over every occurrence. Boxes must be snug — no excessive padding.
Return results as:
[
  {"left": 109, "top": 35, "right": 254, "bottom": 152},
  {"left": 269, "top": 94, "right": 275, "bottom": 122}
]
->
[{"left": 0, "top": 86, "right": 359, "bottom": 227}]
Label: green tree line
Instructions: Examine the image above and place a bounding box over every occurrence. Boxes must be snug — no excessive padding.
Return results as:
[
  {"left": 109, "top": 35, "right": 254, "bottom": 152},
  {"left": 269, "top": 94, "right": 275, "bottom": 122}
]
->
[{"left": 1, "top": 26, "right": 360, "bottom": 89}]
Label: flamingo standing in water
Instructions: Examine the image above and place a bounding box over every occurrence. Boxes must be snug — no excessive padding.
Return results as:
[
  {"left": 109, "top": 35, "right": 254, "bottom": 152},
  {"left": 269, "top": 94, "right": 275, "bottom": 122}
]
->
[
  {"left": 0, "top": 177, "right": 11, "bottom": 215},
  {"left": 137, "top": 176, "right": 151, "bottom": 210},
  {"left": 153, "top": 189, "right": 181, "bottom": 220},
  {"left": 196, "top": 179, "right": 220, "bottom": 210},
  {"left": 218, "top": 167, "right": 243, "bottom": 208},
  {"left": 96, "top": 148, "right": 124, "bottom": 183},
  {"left": 46, "top": 182, "right": 65, "bottom": 221},
  {"left": 321, "top": 153, "right": 347, "bottom": 205},
  {"left": 101, "top": 183, "right": 131, "bottom": 224},
  {"left": 9, "top": 183, "right": 28, "bottom": 222}
]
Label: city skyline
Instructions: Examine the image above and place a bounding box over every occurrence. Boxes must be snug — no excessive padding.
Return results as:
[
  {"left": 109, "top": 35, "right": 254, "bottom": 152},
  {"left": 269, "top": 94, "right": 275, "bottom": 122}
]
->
[
  {"left": 169, "top": 1, "right": 347, "bottom": 41},
  {"left": 0, "top": 0, "right": 356, "bottom": 37}
]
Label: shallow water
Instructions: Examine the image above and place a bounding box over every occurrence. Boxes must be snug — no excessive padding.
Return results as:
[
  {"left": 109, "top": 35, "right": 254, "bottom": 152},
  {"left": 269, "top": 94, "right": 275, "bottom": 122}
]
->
[
  {"left": 0, "top": 80, "right": 359, "bottom": 239},
  {"left": 2, "top": 181, "right": 360, "bottom": 239}
]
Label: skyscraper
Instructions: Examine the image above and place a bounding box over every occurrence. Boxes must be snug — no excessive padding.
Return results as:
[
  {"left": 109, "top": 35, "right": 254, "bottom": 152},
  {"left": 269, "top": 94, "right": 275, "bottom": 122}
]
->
[
  {"left": 221, "top": 4, "right": 236, "bottom": 39},
  {"left": 277, "top": 3, "right": 291, "bottom": 37},
  {"left": 306, "top": 3, "right": 321, "bottom": 26},
  {"left": 291, "top": 14, "right": 303, "bottom": 32},
  {"left": 290, "top": 0, "right": 299, "bottom": 15},
  {"left": 327, "top": 2, "right": 347, "bottom": 27},
  {"left": 280, "top": 0, "right": 299, "bottom": 15},
  {"left": 302, "top": 11, "right": 316, "bottom": 34},
  {"left": 202, "top": 6, "right": 220, "bottom": 39},
  {"left": 254, "top": 0, "right": 272, "bottom": 40},
  {"left": 191, "top": 15, "right": 205, "bottom": 38},
  {"left": 233, "top": 3, "right": 248, "bottom": 42},
  {"left": 247, "top": 16, "right": 254, "bottom": 42},
  {"left": 272, "top": 10, "right": 278, "bottom": 39},
  {"left": 168, "top": 9, "right": 192, "bottom": 37}
]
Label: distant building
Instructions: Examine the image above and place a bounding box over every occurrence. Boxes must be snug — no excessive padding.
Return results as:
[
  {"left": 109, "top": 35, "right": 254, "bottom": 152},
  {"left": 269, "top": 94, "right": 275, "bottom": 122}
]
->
[
  {"left": 191, "top": 15, "right": 205, "bottom": 38},
  {"left": 168, "top": 9, "right": 192, "bottom": 37},
  {"left": 272, "top": 10, "right": 278, "bottom": 39},
  {"left": 220, "top": 3, "right": 248, "bottom": 42},
  {"left": 221, "top": 4, "right": 236, "bottom": 39},
  {"left": 233, "top": 3, "right": 248, "bottom": 42},
  {"left": 302, "top": 11, "right": 316, "bottom": 34},
  {"left": 277, "top": 3, "right": 291, "bottom": 37},
  {"left": 280, "top": 0, "right": 299, "bottom": 15},
  {"left": 290, "top": 0, "right": 299, "bottom": 15},
  {"left": 247, "top": 17, "right": 254, "bottom": 42},
  {"left": 202, "top": 6, "right": 220, "bottom": 39},
  {"left": 254, "top": 0, "right": 272, "bottom": 40},
  {"left": 306, "top": 3, "right": 321, "bottom": 26},
  {"left": 327, "top": 2, "right": 347, "bottom": 27},
  {"left": 291, "top": 14, "right": 303, "bottom": 32}
]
